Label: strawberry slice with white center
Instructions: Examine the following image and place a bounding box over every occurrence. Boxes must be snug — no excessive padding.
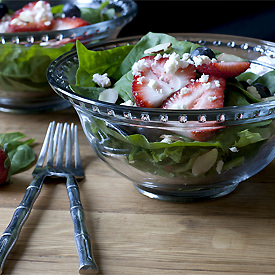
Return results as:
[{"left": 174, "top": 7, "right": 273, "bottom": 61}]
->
[
  {"left": 196, "top": 61, "right": 250, "bottom": 78},
  {"left": 132, "top": 55, "right": 196, "bottom": 108},
  {"left": 8, "top": 1, "right": 54, "bottom": 33},
  {"left": 161, "top": 76, "right": 225, "bottom": 110},
  {"left": 51, "top": 17, "right": 90, "bottom": 31},
  {"left": 161, "top": 76, "right": 226, "bottom": 141}
]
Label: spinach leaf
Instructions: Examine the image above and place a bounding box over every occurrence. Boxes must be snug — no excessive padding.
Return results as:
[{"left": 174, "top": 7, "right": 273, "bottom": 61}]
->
[
  {"left": 0, "top": 133, "right": 35, "bottom": 175},
  {"left": 0, "top": 43, "right": 74, "bottom": 92}
]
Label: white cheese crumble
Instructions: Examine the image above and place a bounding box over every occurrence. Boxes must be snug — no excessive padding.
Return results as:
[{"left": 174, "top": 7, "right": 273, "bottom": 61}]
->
[
  {"left": 180, "top": 87, "right": 190, "bottom": 94},
  {"left": 229, "top": 147, "right": 239, "bottom": 153},
  {"left": 193, "top": 55, "right": 211, "bottom": 66},
  {"left": 214, "top": 80, "right": 221, "bottom": 87},
  {"left": 10, "top": 0, "right": 53, "bottom": 26},
  {"left": 202, "top": 82, "right": 211, "bottom": 90},
  {"left": 198, "top": 74, "right": 209, "bottom": 83},
  {"left": 182, "top": 53, "right": 191, "bottom": 61},
  {"left": 154, "top": 53, "right": 162, "bottom": 61},
  {"left": 136, "top": 76, "right": 145, "bottom": 85},
  {"left": 164, "top": 52, "right": 189, "bottom": 74},
  {"left": 120, "top": 99, "right": 135, "bottom": 106},
  {"left": 132, "top": 59, "right": 150, "bottom": 76},
  {"left": 92, "top": 73, "right": 111, "bottom": 88}
]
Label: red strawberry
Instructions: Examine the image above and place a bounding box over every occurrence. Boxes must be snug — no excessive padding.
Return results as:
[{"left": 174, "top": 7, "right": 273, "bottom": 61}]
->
[
  {"left": 161, "top": 76, "right": 226, "bottom": 141},
  {"left": 51, "top": 17, "right": 90, "bottom": 31},
  {"left": 7, "top": 1, "right": 54, "bottom": 33},
  {"left": 132, "top": 55, "right": 197, "bottom": 107},
  {"left": 196, "top": 61, "right": 250, "bottom": 78},
  {"left": 161, "top": 76, "right": 225, "bottom": 110},
  {"left": 0, "top": 146, "right": 10, "bottom": 185}
]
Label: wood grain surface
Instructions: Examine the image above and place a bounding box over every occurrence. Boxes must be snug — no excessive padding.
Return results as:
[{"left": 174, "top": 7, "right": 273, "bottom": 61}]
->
[{"left": 1, "top": 107, "right": 275, "bottom": 274}]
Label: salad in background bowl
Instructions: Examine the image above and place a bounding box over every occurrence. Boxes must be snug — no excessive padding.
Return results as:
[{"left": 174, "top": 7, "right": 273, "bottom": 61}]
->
[
  {"left": 0, "top": 0, "right": 137, "bottom": 113},
  {"left": 47, "top": 32, "right": 275, "bottom": 202}
]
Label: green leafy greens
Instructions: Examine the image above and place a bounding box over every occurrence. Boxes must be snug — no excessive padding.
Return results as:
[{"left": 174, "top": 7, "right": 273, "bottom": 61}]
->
[{"left": 0, "top": 132, "right": 35, "bottom": 176}]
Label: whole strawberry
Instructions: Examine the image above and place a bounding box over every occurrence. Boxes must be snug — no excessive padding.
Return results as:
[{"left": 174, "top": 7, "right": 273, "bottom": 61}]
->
[{"left": 0, "top": 145, "right": 10, "bottom": 185}]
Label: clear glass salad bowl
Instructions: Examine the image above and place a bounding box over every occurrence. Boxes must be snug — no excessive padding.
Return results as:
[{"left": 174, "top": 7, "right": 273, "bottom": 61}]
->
[
  {"left": 0, "top": 0, "right": 137, "bottom": 113},
  {"left": 47, "top": 33, "right": 275, "bottom": 202}
]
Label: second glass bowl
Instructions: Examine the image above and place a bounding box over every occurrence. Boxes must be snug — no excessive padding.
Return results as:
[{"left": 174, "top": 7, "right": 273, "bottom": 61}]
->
[{"left": 0, "top": 0, "right": 137, "bottom": 113}]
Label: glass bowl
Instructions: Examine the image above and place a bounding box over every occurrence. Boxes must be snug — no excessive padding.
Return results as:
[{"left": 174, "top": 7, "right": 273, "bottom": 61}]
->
[
  {"left": 0, "top": 0, "right": 137, "bottom": 113},
  {"left": 47, "top": 33, "right": 275, "bottom": 202}
]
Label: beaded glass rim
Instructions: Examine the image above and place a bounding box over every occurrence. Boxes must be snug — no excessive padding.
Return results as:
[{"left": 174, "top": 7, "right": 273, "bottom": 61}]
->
[
  {"left": 0, "top": 0, "right": 137, "bottom": 45},
  {"left": 47, "top": 33, "right": 275, "bottom": 125}
]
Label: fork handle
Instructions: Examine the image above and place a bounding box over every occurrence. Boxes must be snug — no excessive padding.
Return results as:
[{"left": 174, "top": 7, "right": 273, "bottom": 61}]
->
[
  {"left": 66, "top": 175, "right": 98, "bottom": 274},
  {"left": 0, "top": 174, "right": 46, "bottom": 274}
]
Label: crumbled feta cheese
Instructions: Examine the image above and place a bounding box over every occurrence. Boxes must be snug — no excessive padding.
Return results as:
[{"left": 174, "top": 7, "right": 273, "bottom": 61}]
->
[
  {"left": 132, "top": 59, "right": 150, "bottom": 76},
  {"left": 164, "top": 52, "right": 189, "bottom": 74},
  {"left": 202, "top": 82, "right": 211, "bottom": 90},
  {"left": 193, "top": 55, "right": 211, "bottom": 66},
  {"left": 229, "top": 147, "right": 239, "bottom": 153},
  {"left": 92, "top": 73, "right": 111, "bottom": 88},
  {"left": 136, "top": 76, "right": 145, "bottom": 85},
  {"left": 120, "top": 99, "right": 135, "bottom": 106},
  {"left": 198, "top": 74, "right": 209, "bottom": 83},
  {"left": 154, "top": 54, "right": 162, "bottom": 61},
  {"left": 214, "top": 80, "right": 221, "bottom": 87},
  {"left": 148, "top": 79, "right": 158, "bottom": 89},
  {"left": 182, "top": 53, "right": 190, "bottom": 61},
  {"left": 180, "top": 87, "right": 190, "bottom": 94}
]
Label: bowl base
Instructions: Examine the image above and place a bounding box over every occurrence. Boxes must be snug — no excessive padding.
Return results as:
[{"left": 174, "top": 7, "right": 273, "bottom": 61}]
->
[
  {"left": 133, "top": 182, "right": 239, "bottom": 203},
  {"left": 0, "top": 97, "right": 71, "bottom": 114}
]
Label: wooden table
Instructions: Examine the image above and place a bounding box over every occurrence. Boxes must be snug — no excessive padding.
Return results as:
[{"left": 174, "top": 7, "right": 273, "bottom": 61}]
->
[{"left": 1, "top": 107, "right": 275, "bottom": 274}]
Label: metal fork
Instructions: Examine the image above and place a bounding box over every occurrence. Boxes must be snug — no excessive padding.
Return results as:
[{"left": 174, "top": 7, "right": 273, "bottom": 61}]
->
[{"left": 0, "top": 122, "right": 98, "bottom": 274}]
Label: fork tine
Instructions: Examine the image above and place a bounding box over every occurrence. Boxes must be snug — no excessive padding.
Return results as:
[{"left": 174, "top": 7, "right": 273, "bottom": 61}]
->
[
  {"left": 74, "top": 125, "right": 83, "bottom": 171},
  {"left": 46, "top": 122, "right": 56, "bottom": 167},
  {"left": 53, "top": 122, "right": 62, "bottom": 155},
  {"left": 36, "top": 121, "right": 55, "bottom": 168},
  {"left": 55, "top": 123, "right": 64, "bottom": 167},
  {"left": 65, "top": 123, "right": 73, "bottom": 169}
]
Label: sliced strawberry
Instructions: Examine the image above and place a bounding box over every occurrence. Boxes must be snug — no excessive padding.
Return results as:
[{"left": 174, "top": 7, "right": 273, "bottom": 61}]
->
[
  {"left": 51, "top": 17, "right": 90, "bottom": 31},
  {"left": 161, "top": 76, "right": 225, "bottom": 109},
  {"left": 161, "top": 76, "right": 226, "bottom": 141},
  {"left": 132, "top": 55, "right": 196, "bottom": 108},
  {"left": 196, "top": 61, "right": 250, "bottom": 78},
  {"left": 0, "top": 146, "right": 10, "bottom": 185},
  {"left": 7, "top": 1, "right": 54, "bottom": 33}
]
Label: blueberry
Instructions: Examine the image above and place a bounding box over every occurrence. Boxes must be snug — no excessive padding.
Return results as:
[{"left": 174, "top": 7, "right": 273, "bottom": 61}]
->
[
  {"left": 253, "top": 83, "right": 271, "bottom": 98},
  {"left": 62, "top": 3, "right": 81, "bottom": 18},
  {"left": 0, "top": 3, "right": 8, "bottom": 20},
  {"left": 190, "top": 46, "right": 215, "bottom": 61}
]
